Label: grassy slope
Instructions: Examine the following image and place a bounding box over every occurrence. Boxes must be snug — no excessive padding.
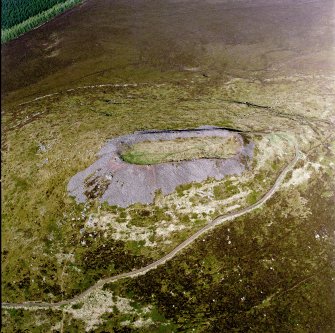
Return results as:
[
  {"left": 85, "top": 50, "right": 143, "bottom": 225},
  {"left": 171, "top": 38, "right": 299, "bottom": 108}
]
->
[
  {"left": 2, "top": 74, "right": 334, "bottom": 331},
  {"left": 117, "top": 170, "right": 335, "bottom": 333},
  {"left": 1, "top": 83, "right": 253, "bottom": 304}
]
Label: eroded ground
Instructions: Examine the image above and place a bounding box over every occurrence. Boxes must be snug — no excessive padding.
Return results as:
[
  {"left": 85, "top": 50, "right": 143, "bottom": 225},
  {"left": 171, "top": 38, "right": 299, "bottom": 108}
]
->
[
  {"left": 68, "top": 127, "right": 252, "bottom": 207},
  {"left": 1, "top": 0, "right": 335, "bottom": 332}
]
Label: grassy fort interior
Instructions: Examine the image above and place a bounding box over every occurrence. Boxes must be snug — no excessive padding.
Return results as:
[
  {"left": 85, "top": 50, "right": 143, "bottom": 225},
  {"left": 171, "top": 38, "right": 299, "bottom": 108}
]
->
[
  {"left": 1, "top": 0, "right": 334, "bottom": 331},
  {"left": 120, "top": 135, "right": 242, "bottom": 165}
]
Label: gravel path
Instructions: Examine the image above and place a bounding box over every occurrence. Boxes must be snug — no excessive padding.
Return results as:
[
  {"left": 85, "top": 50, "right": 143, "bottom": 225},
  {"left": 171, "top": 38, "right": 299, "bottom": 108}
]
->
[{"left": 2, "top": 145, "right": 300, "bottom": 310}]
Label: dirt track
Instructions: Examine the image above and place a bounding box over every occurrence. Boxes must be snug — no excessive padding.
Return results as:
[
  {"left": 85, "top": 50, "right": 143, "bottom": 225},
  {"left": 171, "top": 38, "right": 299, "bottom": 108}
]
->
[{"left": 2, "top": 144, "right": 300, "bottom": 310}]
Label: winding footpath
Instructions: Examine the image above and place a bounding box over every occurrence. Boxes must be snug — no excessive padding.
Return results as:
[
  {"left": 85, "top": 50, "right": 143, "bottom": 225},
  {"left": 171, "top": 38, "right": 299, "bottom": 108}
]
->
[{"left": 2, "top": 145, "right": 301, "bottom": 310}]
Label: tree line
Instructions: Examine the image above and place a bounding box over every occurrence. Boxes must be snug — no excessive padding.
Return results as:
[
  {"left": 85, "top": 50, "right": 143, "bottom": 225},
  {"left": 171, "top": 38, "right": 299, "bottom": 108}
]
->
[
  {"left": 1, "top": 0, "right": 82, "bottom": 43},
  {"left": 2, "top": 0, "right": 69, "bottom": 30}
]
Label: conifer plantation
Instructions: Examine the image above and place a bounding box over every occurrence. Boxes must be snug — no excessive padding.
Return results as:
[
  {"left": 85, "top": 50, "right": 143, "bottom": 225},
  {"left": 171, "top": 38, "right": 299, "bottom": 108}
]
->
[{"left": 1, "top": 0, "right": 81, "bottom": 43}]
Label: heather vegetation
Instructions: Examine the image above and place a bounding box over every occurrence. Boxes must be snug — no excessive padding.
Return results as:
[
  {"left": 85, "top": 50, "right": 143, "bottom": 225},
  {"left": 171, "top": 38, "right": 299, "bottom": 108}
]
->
[
  {"left": 1, "top": 0, "right": 334, "bottom": 331},
  {"left": 115, "top": 172, "right": 335, "bottom": 332}
]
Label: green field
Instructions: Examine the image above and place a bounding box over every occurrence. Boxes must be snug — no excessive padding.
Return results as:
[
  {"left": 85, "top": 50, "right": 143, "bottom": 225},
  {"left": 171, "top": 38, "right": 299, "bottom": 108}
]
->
[{"left": 121, "top": 136, "right": 241, "bottom": 165}]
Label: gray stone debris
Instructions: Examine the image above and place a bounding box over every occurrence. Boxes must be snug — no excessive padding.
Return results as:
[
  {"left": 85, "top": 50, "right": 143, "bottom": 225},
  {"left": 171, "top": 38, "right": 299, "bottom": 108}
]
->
[{"left": 67, "top": 126, "right": 254, "bottom": 207}]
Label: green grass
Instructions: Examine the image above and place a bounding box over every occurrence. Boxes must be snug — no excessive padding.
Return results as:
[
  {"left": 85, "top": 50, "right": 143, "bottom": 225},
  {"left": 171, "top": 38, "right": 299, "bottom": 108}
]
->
[
  {"left": 246, "top": 191, "right": 259, "bottom": 205},
  {"left": 115, "top": 172, "right": 335, "bottom": 332},
  {"left": 213, "top": 179, "right": 240, "bottom": 200},
  {"left": 120, "top": 136, "right": 241, "bottom": 165},
  {"left": 2, "top": 83, "right": 287, "bottom": 304},
  {"left": 2, "top": 75, "right": 333, "bottom": 331},
  {"left": 1, "top": 0, "right": 334, "bottom": 329},
  {"left": 2, "top": 84, "right": 240, "bottom": 303},
  {"left": 1, "top": 0, "right": 82, "bottom": 43}
]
